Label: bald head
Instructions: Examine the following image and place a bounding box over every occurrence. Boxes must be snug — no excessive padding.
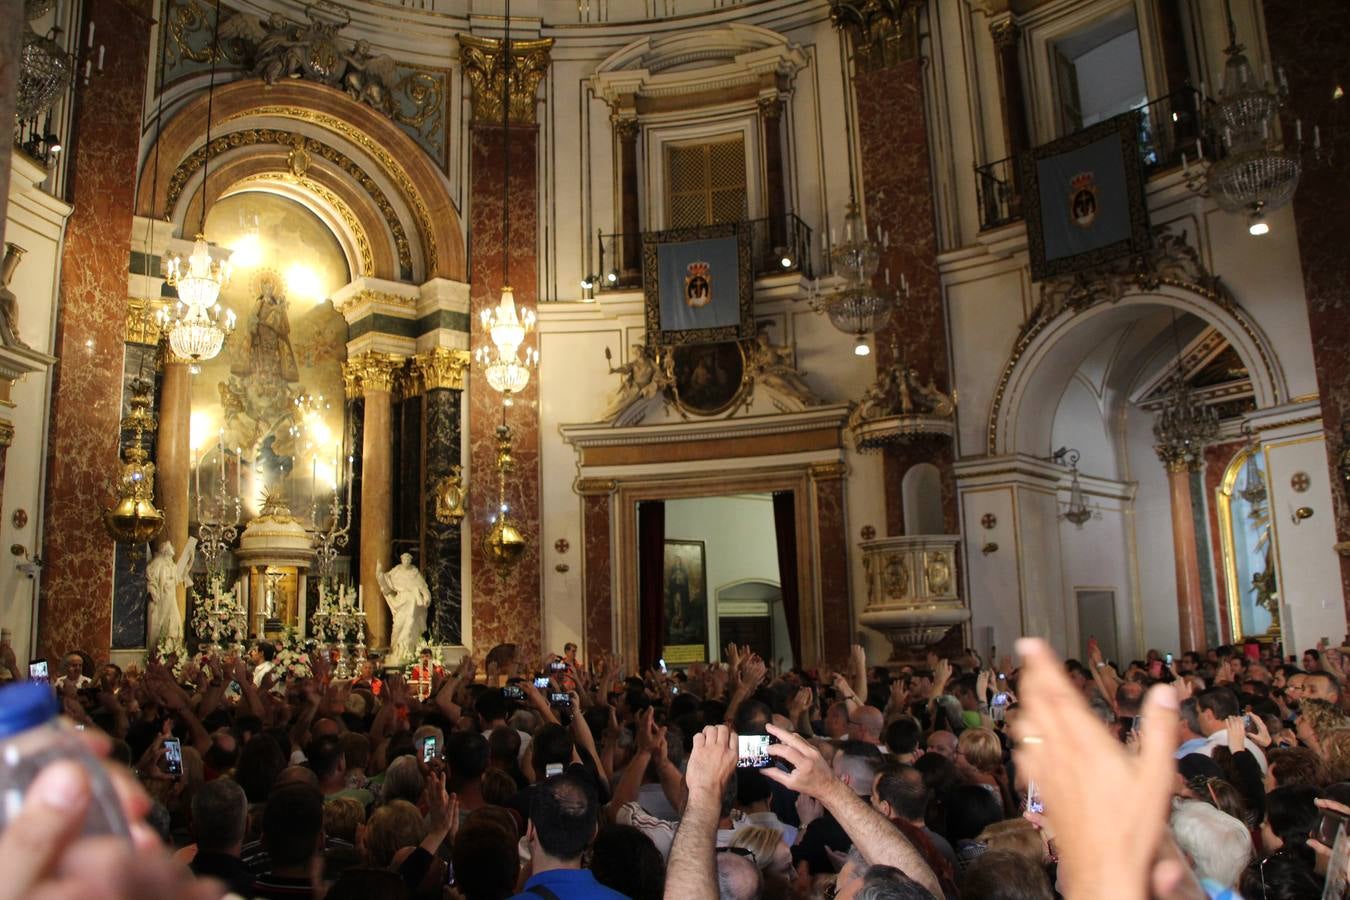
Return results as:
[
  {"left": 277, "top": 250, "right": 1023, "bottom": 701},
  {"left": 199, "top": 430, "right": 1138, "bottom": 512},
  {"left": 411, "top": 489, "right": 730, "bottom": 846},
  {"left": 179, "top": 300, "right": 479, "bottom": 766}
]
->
[
  {"left": 848, "top": 705, "right": 885, "bottom": 744},
  {"left": 925, "top": 730, "right": 957, "bottom": 758},
  {"left": 717, "top": 850, "right": 762, "bottom": 900},
  {"left": 274, "top": 765, "right": 318, "bottom": 789},
  {"left": 832, "top": 741, "right": 883, "bottom": 796}
]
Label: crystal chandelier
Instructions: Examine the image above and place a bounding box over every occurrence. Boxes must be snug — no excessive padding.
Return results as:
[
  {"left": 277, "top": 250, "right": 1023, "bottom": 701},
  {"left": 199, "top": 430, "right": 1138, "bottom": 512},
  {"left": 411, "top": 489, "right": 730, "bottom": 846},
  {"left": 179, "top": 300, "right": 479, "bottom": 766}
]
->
[
  {"left": 1238, "top": 426, "right": 1267, "bottom": 504},
  {"left": 1152, "top": 378, "right": 1220, "bottom": 471},
  {"left": 475, "top": 286, "right": 538, "bottom": 398},
  {"left": 1185, "top": 0, "right": 1313, "bottom": 237},
  {"left": 808, "top": 200, "right": 900, "bottom": 356},
  {"left": 159, "top": 0, "right": 234, "bottom": 361}
]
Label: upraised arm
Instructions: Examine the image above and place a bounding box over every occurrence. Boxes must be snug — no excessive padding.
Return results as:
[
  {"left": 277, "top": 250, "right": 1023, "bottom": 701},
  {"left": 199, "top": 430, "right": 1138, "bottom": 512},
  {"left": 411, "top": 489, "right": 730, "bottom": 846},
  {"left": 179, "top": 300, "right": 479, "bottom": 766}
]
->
[{"left": 664, "top": 725, "right": 737, "bottom": 900}]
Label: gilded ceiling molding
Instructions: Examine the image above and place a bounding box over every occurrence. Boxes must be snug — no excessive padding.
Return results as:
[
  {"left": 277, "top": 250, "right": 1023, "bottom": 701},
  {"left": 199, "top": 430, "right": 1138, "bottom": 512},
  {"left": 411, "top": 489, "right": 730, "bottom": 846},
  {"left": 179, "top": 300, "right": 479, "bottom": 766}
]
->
[
  {"left": 456, "top": 35, "right": 554, "bottom": 125},
  {"left": 342, "top": 351, "right": 405, "bottom": 396},
  {"left": 164, "top": 128, "right": 413, "bottom": 276},
  {"left": 218, "top": 105, "right": 437, "bottom": 274},
  {"left": 985, "top": 226, "right": 1281, "bottom": 455},
  {"left": 230, "top": 172, "right": 375, "bottom": 277},
  {"left": 332, "top": 289, "right": 419, "bottom": 318},
  {"left": 412, "top": 348, "right": 471, "bottom": 392},
  {"left": 829, "top": 0, "right": 923, "bottom": 72}
]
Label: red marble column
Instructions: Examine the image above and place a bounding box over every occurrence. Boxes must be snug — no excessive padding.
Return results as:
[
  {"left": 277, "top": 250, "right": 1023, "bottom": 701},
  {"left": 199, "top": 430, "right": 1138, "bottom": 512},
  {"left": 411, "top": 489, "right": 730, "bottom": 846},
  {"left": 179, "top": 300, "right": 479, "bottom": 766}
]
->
[
  {"left": 468, "top": 124, "right": 543, "bottom": 660},
  {"left": 38, "top": 0, "right": 152, "bottom": 660},
  {"left": 853, "top": 57, "right": 956, "bottom": 537},
  {"left": 813, "top": 470, "right": 852, "bottom": 665},
  {"left": 1167, "top": 464, "right": 1207, "bottom": 653},
  {"left": 581, "top": 490, "right": 614, "bottom": 658},
  {"left": 1264, "top": 0, "right": 1350, "bottom": 615}
]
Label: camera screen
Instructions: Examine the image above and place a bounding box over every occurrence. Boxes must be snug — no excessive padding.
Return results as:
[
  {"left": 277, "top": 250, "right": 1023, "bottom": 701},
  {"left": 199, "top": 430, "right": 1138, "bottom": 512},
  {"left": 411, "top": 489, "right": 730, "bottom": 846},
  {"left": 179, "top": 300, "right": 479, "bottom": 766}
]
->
[
  {"left": 503, "top": 685, "right": 525, "bottom": 701},
  {"left": 549, "top": 661, "right": 567, "bottom": 673},
  {"left": 422, "top": 736, "right": 439, "bottom": 763},
  {"left": 549, "top": 692, "right": 571, "bottom": 708},
  {"left": 737, "top": 734, "right": 771, "bottom": 769},
  {"left": 164, "top": 739, "right": 183, "bottom": 775},
  {"left": 28, "top": 660, "right": 48, "bottom": 683},
  {"left": 533, "top": 676, "right": 550, "bottom": 689}
]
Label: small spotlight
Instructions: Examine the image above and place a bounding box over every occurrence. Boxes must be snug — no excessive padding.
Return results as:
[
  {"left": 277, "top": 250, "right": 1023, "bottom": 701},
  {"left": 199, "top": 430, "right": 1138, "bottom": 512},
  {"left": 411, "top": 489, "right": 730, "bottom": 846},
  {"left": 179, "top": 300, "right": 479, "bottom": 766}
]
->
[
  {"left": 606, "top": 269, "right": 618, "bottom": 284},
  {"left": 780, "top": 254, "right": 793, "bottom": 268},
  {"left": 580, "top": 275, "right": 594, "bottom": 290},
  {"left": 854, "top": 339, "right": 871, "bottom": 357},
  {"left": 1248, "top": 210, "right": 1269, "bottom": 236},
  {"left": 45, "top": 134, "right": 62, "bottom": 155}
]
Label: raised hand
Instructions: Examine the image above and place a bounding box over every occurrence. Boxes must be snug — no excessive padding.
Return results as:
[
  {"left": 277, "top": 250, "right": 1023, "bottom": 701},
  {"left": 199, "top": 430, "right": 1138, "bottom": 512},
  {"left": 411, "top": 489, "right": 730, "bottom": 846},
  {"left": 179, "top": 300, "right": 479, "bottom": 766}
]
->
[
  {"left": 888, "top": 681, "right": 910, "bottom": 712},
  {"left": 1011, "top": 638, "right": 1179, "bottom": 900},
  {"left": 740, "top": 655, "right": 767, "bottom": 691},
  {"left": 933, "top": 658, "right": 952, "bottom": 696},
  {"left": 976, "top": 670, "right": 991, "bottom": 701},
  {"left": 763, "top": 724, "right": 838, "bottom": 800},
  {"left": 684, "top": 725, "right": 738, "bottom": 805},
  {"left": 788, "top": 687, "right": 813, "bottom": 720}
]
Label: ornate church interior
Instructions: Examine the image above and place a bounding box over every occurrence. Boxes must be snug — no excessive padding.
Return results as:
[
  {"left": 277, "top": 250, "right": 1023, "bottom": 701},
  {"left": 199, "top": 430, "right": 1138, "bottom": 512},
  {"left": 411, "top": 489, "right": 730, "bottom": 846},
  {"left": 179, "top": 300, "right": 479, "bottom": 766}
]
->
[{"left": 1, "top": 0, "right": 1346, "bottom": 676}]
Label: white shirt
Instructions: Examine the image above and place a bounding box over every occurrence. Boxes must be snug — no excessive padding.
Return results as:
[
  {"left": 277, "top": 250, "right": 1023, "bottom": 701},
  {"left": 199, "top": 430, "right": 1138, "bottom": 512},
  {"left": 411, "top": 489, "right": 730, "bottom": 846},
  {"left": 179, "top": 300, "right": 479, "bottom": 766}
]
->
[
  {"left": 54, "top": 674, "right": 91, "bottom": 690},
  {"left": 735, "top": 810, "right": 798, "bottom": 846},
  {"left": 1199, "top": 730, "right": 1268, "bottom": 773},
  {"left": 252, "top": 660, "right": 275, "bottom": 686}
]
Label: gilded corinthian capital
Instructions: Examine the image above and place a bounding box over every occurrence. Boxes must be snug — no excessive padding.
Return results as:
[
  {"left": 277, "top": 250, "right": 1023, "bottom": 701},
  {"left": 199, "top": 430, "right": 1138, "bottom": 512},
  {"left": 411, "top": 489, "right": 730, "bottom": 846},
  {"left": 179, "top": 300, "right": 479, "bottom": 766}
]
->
[
  {"left": 412, "top": 348, "right": 472, "bottom": 392},
  {"left": 342, "top": 352, "right": 406, "bottom": 396},
  {"left": 457, "top": 35, "right": 554, "bottom": 125}
]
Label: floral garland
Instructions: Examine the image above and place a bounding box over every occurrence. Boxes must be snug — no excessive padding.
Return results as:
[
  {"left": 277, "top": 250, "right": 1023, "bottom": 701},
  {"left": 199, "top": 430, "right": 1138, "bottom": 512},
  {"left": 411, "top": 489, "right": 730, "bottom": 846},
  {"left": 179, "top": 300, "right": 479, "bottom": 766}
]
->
[
  {"left": 153, "top": 634, "right": 189, "bottom": 680},
  {"left": 269, "top": 629, "right": 314, "bottom": 695}
]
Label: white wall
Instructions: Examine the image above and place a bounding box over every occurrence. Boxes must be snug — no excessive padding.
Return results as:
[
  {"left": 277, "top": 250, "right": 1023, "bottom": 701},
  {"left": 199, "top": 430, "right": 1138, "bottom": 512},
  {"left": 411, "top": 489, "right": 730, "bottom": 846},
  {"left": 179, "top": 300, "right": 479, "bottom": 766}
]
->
[{"left": 0, "top": 155, "right": 71, "bottom": 665}]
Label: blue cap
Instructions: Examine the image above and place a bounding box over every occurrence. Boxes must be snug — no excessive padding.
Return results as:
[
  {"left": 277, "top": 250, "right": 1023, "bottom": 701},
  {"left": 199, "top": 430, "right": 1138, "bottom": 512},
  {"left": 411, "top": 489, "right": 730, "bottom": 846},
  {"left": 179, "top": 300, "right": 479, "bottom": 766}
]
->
[{"left": 0, "top": 681, "right": 59, "bottom": 737}]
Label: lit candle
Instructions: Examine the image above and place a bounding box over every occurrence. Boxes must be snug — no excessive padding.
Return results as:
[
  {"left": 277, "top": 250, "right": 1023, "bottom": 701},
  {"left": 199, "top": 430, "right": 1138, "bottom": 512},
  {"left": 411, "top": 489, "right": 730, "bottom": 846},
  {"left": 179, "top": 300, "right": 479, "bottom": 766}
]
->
[
  {"left": 87, "top": 21, "right": 94, "bottom": 47},
  {"left": 97, "top": 45, "right": 104, "bottom": 71},
  {"left": 1181, "top": 150, "right": 1189, "bottom": 176},
  {"left": 83, "top": 59, "right": 90, "bottom": 81},
  {"left": 1195, "top": 137, "right": 1203, "bottom": 160}
]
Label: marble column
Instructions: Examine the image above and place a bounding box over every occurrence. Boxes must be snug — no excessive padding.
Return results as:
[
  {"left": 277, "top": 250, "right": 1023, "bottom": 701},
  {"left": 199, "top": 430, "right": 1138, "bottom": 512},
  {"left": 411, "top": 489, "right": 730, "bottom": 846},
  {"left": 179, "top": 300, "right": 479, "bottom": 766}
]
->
[
  {"left": 155, "top": 353, "right": 191, "bottom": 619},
  {"left": 1264, "top": 0, "right": 1350, "bottom": 613},
  {"left": 579, "top": 480, "right": 616, "bottom": 659},
  {"left": 614, "top": 116, "right": 641, "bottom": 279},
  {"left": 414, "top": 349, "right": 469, "bottom": 646},
  {"left": 1165, "top": 460, "right": 1207, "bottom": 653},
  {"left": 346, "top": 351, "right": 404, "bottom": 650},
  {"left": 812, "top": 464, "right": 852, "bottom": 666},
  {"left": 461, "top": 35, "right": 550, "bottom": 661},
  {"left": 39, "top": 0, "right": 153, "bottom": 660},
  {"left": 760, "top": 95, "right": 788, "bottom": 251},
  {"left": 845, "top": 13, "right": 956, "bottom": 538}
]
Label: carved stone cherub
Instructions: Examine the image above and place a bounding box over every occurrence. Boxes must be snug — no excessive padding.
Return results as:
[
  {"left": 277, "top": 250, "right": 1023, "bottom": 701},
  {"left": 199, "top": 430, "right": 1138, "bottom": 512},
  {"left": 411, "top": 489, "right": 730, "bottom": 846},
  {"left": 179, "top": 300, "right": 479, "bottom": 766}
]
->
[{"left": 0, "top": 243, "right": 29, "bottom": 349}]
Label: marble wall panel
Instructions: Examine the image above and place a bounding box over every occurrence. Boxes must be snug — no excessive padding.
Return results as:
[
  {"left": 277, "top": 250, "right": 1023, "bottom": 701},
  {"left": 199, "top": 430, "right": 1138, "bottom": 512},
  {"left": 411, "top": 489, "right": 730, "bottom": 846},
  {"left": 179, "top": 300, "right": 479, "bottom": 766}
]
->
[
  {"left": 424, "top": 387, "right": 463, "bottom": 645},
  {"left": 38, "top": 0, "right": 152, "bottom": 660},
  {"left": 1264, "top": 0, "right": 1350, "bottom": 613},
  {"left": 467, "top": 125, "right": 543, "bottom": 660},
  {"left": 815, "top": 474, "right": 852, "bottom": 664},
  {"left": 582, "top": 493, "right": 613, "bottom": 658},
  {"left": 854, "top": 58, "right": 954, "bottom": 537},
  {"left": 395, "top": 395, "right": 423, "bottom": 550}
]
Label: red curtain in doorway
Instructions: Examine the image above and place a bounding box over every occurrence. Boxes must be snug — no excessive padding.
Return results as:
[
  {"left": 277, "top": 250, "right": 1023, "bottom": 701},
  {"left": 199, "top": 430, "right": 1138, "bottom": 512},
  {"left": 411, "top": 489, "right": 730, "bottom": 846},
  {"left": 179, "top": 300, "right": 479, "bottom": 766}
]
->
[
  {"left": 638, "top": 500, "right": 666, "bottom": 669},
  {"left": 772, "top": 491, "right": 802, "bottom": 665}
]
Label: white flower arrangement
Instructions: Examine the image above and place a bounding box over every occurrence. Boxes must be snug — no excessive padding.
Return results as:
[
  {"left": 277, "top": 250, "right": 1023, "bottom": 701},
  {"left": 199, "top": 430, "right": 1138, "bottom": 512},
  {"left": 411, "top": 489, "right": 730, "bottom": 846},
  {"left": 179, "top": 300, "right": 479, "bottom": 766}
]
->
[{"left": 269, "top": 629, "right": 314, "bottom": 695}]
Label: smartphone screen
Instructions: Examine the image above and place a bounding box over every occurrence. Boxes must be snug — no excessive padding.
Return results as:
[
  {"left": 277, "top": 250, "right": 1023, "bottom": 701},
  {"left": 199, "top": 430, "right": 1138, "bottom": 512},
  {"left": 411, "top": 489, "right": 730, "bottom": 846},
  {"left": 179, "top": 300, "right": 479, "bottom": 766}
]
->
[
  {"left": 28, "top": 660, "right": 48, "bottom": 684},
  {"left": 1314, "top": 810, "right": 1349, "bottom": 846},
  {"left": 658, "top": 658, "right": 668, "bottom": 674},
  {"left": 164, "top": 738, "right": 183, "bottom": 777},
  {"left": 422, "top": 735, "right": 440, "bottom": 763},
  {"left": 549, "top": 692, "right": 572, "bottom": 709},
  {"left": 533, "top": 676, "right": 550, "bottom": 689},
  {"left": 549, "top": 660, "right": 567, "bottom": 673},
  {"left": 503, "top": 685, "right": 525, "bottom": 701},
  {"left": 1164, "top": 653, "right": 1174, "bottom": 666},
  {"left": 1025, "top": 780, "right": 1044, "bottom": 814},
  {"left": 545, "top": 763, "right": 564, "bottom": 778},
  {"left": 737, "top": 734, "right": 772, "bottom": 769}
]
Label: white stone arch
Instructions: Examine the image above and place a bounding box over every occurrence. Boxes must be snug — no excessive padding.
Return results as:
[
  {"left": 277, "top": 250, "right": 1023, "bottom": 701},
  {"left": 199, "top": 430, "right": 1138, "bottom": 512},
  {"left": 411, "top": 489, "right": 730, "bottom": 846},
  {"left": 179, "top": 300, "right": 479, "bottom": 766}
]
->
[{"left": 989, "top": 286, "right": 1287, "bottom": 457}]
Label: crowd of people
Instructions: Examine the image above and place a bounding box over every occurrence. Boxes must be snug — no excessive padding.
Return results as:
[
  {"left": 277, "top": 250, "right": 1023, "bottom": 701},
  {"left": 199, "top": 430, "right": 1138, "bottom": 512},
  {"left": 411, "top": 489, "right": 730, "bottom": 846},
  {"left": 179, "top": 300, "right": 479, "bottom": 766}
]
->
[{"left": 3, "top": 633, "right": 1350, "bottom": 899}]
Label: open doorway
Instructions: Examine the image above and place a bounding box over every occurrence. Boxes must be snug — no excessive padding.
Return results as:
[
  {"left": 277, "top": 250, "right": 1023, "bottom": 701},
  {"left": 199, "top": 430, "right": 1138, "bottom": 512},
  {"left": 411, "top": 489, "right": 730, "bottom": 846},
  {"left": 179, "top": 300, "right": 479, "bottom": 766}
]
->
[
  {"left": 1051, "top": 7, "right": 1148, "bottom": 134},
  {"left": 641, "top": 493, "right": 796, "bottom": 671}
]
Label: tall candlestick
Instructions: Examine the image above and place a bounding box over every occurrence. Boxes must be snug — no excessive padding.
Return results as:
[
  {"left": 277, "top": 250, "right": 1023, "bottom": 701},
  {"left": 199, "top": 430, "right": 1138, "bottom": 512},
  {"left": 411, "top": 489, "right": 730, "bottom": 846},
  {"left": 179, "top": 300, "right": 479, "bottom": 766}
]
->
[{"left": 87, "top": 21, "right": 94, "bottom": 47}]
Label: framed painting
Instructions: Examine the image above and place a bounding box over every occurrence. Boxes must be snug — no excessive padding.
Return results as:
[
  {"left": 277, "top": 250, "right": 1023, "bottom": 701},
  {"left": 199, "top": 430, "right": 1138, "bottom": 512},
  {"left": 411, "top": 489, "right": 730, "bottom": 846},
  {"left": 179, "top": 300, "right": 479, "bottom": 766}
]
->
[
  {"left": 1021, "top": 111, "right": 1151, "bottom": 281},
  {"left": 663, "top": 539, "right": 709, "bottom": 664},
  {"left": 669, "top": 341, "right": 748, "bottom": 417},
  {"left": 642, "top": 222, "right": 754, "bottom": 347}
]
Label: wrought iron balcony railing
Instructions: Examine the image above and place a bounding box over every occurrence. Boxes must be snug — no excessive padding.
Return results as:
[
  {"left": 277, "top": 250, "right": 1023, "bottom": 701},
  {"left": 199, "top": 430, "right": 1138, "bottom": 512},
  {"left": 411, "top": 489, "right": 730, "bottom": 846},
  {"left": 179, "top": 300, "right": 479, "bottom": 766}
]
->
[
  {"left": 590, "top": 213, "right": 814, "bottom": 292},
  {"left": 974, "top": 87, "right": 1207, "bottom": 232}
]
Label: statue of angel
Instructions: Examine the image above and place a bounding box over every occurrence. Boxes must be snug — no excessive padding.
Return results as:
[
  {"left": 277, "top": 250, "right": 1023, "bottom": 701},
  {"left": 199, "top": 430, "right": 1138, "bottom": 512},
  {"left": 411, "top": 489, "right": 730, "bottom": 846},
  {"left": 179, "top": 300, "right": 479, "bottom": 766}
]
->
[{"left": 342, "top": 40, "right": 398, "bottom": 114}]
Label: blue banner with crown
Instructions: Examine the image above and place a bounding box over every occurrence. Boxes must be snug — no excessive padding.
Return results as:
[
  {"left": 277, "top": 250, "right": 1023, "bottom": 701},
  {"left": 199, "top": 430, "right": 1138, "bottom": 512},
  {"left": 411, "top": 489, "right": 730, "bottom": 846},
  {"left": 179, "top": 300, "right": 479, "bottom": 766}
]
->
[
  {"left": 1022, "top": 112, "right": 1151, "bottom": 281},
  {"left": 643, "top": 223, "right": 754, "bottom": 346}
]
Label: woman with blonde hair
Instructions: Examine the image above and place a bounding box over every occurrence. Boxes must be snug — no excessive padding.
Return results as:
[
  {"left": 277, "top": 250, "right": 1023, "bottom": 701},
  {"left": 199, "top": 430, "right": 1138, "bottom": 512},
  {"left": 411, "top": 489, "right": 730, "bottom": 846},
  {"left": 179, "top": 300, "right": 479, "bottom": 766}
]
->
[
  {"left": 729, "top": 825, "right": 793, "bottom": 899},
  {"left": 975, "top": 818, "right": 1048, "bottom": 867},
  {"left": 956, "top": 727, "right": 1014, "bottom": 814}
]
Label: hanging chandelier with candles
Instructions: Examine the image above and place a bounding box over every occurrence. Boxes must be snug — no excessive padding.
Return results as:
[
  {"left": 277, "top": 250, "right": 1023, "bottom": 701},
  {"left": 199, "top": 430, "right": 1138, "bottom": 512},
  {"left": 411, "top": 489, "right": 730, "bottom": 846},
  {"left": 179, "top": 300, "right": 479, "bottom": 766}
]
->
[
  {"left": 808, "top": 199, "right": 902, "bottom": 356},
  {"left": 158, "top": 0, "right": 234, "bottom": 361},
  {"left": 1183, "top": 0, "right": 1324, "bottom": 237},
  {"left": 1153, "top": 378, "right": 1220, "bottom": 471}
]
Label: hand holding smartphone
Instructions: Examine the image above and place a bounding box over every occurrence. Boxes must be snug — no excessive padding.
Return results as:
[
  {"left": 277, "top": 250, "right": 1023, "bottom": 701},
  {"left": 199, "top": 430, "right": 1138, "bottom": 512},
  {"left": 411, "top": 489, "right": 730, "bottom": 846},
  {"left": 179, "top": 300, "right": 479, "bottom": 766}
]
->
[
  {"left": 28, "top": 659, "right": 48, "bottom": 684},
  {"left": 163, "top": 738, "right": 183, "bottom": 777},
  {"left": 1025, "top": 780, "right": 1044, "bottom": 814},
  {"left": 737, "top": 734, "right": 772, "bottom": 769}
]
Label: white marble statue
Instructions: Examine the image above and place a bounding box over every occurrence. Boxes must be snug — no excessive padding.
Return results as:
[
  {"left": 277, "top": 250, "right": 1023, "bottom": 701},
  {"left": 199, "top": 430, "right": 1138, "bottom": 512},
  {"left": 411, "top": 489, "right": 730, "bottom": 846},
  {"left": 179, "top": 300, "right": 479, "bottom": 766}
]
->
[
  {"left": 146, "top": 538, "right": 196, "bottom": 646},
  {"left": 377, "top": 552, "right": 431, "bottom": 663}
]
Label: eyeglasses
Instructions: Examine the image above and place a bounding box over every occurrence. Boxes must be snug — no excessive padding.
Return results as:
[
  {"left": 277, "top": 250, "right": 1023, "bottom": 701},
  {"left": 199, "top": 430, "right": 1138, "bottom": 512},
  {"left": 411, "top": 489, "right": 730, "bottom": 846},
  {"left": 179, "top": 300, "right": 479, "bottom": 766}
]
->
[
  {"left": 823, "top": 881, "right": 839, "bottom": 900},
  {"left": 717, "top": 846, "right": 757, "bottom": 866}
]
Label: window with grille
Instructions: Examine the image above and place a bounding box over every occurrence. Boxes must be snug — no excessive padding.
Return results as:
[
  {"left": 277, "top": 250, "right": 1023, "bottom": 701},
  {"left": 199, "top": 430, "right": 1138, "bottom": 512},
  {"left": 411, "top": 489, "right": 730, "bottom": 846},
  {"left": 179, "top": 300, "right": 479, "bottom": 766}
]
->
[{"left": 665, "top": 136, "right": 747, "bottom": 228}]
